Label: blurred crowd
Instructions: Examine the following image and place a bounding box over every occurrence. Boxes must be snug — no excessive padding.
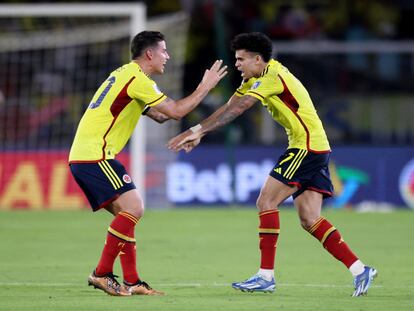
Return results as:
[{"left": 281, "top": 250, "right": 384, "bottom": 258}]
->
[
  {"left": 0, "top": 0, "right": 413, "bottom": 147},
  {"left": 175, "top": 0, "right": 414, "bottom": 144},
  {"left": 177, "top": 0, "right": 413, "bottom": 145}
]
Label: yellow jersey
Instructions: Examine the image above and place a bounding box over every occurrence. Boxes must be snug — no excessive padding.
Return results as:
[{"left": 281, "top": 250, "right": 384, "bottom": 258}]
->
[
  {"left": 235, "top": 59, "right": 330, "bottom": 152},
  {"left": 69, "top": 61, "right": 166, "bottom": 162}
]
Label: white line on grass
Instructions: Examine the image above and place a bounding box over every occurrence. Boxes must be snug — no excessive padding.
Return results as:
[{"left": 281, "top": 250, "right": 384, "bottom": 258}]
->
[{"left": 0, "top": 282, "right": 384, "bottom": 288}]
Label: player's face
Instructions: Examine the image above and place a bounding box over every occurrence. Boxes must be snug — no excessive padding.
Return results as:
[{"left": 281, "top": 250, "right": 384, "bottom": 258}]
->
[
  {"left": 151, "top": 40, "right": 170, "bottom": 74},
  {"left": 234, "top": 50, "right": 261, "bottom": 79}
]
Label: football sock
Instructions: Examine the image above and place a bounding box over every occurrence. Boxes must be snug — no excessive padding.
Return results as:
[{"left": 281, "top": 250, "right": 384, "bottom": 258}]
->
[
  {"left": 120, "top": 239, "right": 140, "bottom": 284},
  {"left": 258, "top": 209, "right": 280, "bottom": 270},
  {"left": 95, "top": 212, "right": 138, "bottom": 278},
  {"left": 349, "top": 259, "right": 365, "bottom": 276},
  {"left": 118, "top": 212, "right": 140, "bottom": 284},
  {"left": 258, "top": 268, "right": 274, "bottom": 281},
  {"left": 308, "top": 217, "right": 358, "bottom": 268}
]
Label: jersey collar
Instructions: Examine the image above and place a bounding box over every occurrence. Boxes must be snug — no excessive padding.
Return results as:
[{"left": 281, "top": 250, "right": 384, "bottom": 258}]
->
[
  {"left": 131, "top": 61, "right": 151, "bottom": 78},
  {"left": 260, "top": 59, "right": 276, "bottom": 77}
]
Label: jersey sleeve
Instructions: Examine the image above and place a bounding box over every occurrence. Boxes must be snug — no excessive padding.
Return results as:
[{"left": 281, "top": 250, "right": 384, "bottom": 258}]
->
[
  {"left": 234, "top": 79, "right": 254, "bottom": 97},
  {"left": 128, "top": 76, "right": 167, "bottom": 107},
  {"left": 244, "top": 73, "right": 282, "bottom": 102}
]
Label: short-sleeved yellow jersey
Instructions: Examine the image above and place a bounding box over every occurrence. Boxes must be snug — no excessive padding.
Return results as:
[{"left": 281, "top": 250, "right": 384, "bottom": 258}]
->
[
  {"left": 235, "top": 59, "right": 330, "bottom": 152},
  {"left": 69, "top": 61, "right": 166, "bottom": 162}
]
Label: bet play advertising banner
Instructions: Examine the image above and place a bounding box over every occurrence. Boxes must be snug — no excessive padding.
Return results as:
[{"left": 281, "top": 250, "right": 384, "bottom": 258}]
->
[
  {"left": 0, "top": 147, "right": 413, "bottom": 210},
  {"left": 167, "top": 146, "right": 414, "bottom": 208}
]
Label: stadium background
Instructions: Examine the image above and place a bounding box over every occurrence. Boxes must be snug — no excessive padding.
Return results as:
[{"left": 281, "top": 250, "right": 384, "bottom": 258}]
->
[
  {"left": 0, "top": 0, "right": 413, "bottom": 210},
  {"left": 1, "top": 2, "right": 414, "bottom": 311}
]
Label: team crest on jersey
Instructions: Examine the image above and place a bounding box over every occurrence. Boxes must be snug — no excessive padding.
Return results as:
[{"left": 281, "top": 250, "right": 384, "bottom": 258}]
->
[
  {"left": 123, "top": 174, "right": 132, "bottom": 183},
  {"left": 153, "top": 84, "right": 162, "bottom": 94},
  {"left": 251, "top": 81, "right": 261, "bottom": 89}
]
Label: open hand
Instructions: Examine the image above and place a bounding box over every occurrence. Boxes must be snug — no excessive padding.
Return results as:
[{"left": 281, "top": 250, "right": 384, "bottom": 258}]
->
[
  {"left": 198, "top": 60, "right": 227, "bottom": 90},
  {"left": 168, "top": 130, "right": 202, "bottom": 153}
]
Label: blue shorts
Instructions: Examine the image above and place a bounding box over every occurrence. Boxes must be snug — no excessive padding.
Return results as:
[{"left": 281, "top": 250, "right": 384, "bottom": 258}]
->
[
  {"left": 69, "top": 159, "right": 136, "bottom": 211},
  {"left": 269, "top": 148, "right": 334, "bottom": 200}
]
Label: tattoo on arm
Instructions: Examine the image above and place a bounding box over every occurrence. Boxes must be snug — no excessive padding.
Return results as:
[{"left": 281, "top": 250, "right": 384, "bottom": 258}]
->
[
  {"left": 202, "top": 96, "right": 257, "bottom": 133},
  {"left": 145, "top": 107, "right": 170, "bottom": 123},
  {"left": 163, "top": 98, "right": 173, "bottom": 104},
  {"left": 215, "top": 107, "right": 240, "bottom": 128}
]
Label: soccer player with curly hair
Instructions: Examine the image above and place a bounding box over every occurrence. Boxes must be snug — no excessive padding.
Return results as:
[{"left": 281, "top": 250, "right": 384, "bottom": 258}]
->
[{"left": 168, "top": 32, "right": 376, "bottom": 297}]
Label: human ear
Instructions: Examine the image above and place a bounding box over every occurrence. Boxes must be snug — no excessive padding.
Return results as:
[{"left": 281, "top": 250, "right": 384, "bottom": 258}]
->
[{"left": 146, "top": 49, "right": 153, "bottom": 60}]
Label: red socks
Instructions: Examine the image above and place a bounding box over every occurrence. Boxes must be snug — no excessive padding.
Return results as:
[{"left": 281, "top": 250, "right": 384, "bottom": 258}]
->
[
  {"left": 95, "top": 212, "right": 139, "bottom": 283},
  {"left": 258, "top": 209, "right": 280, "bottom": 269},
  {"left": 119, "top": 242, "right": 139, "bottom": 284},
  {"left": 257, "top": 211, "right": 358, "bottom": 271},
  {"left": 308, "top": 217, "right": 358, "bottom": 268}
]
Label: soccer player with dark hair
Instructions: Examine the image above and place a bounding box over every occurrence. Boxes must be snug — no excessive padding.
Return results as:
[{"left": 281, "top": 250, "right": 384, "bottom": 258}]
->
[
  {"left": 168, "top": 32, "right": 377, "bottom": 297},
  {"left": 69, "top": 30, "right": 227, "bottom": 296}
]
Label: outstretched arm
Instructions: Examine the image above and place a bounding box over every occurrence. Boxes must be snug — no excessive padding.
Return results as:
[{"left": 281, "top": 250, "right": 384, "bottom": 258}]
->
[
  {"left": 143, "top": 105, "right": 170, "bottom": 123},
  {"left": 153, "top": 60, "right": 227, "bottom": 120},
  {"left": 168, "top": 95, "right": 258, "bottom": 152}
]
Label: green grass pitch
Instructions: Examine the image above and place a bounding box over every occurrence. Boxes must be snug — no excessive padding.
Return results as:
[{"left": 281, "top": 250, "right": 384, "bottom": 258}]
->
[{"left": 1, "top": 207, "right": 413, "bottom": 310}]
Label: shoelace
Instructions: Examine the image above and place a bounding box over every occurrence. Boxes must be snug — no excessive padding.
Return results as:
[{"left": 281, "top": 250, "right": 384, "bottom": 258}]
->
[
  {"left": 124, "top": 280, "right": 153, "bottom": 290},
  {"left": 104, "top": 273, "right": 122, "bottom": 291},
  {"left": 138, "top": 281, "right": 152, "bottom": 290}
]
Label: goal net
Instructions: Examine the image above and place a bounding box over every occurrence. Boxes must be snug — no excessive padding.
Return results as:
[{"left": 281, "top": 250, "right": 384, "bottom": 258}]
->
[{"left": 0, "top": 4, "right": 189, "bottom": 210}]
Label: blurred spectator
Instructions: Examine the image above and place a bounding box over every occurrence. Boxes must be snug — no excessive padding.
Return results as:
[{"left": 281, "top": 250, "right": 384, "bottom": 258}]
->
[{"left": 1, "top": 0, "right": 413, "bottom": 146}]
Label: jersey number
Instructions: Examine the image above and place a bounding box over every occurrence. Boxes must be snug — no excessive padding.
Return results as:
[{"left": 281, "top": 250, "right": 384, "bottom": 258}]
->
[{"left": 89, "top": 76, "right": 116, "bottom": 109}]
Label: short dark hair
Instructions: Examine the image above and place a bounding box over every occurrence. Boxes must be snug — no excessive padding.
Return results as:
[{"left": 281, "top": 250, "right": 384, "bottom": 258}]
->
[
  {"left": 231, "top": 32, "right": 273, "bottom": 62},
  {"left": 131, "top": 31, "right": 165, "bottom": 59}
]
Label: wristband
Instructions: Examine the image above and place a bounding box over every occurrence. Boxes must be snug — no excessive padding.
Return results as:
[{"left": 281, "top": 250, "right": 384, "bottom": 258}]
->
[
  {"left": 190, "top": 124, "right": 202, "bottom": 133},
  {"left": 142, "top": 105, "right": 150, "bottom": 115}
]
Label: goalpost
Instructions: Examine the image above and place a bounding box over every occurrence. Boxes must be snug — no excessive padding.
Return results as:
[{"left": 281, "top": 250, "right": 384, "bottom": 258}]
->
[{"left": 0, "top": 4, "right": 188, "bottom": 209}]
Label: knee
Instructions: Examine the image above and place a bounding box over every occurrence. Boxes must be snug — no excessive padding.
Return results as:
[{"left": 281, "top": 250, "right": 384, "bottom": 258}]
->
[
  {"left": 256, "top": 195, "right": 276, "bottom": 212},
  {"left": 126, "top": 200, "right": 145, "bottom": 219},
  {"left": 129, "top": 207, "right": 144, "bottom": 219},
  {"left": 113, "top": 192, "right": 145, "bottom": 219},
  {"left": 300, "top": 219, "right": 311, "bottom": 231},
  {"left": 299, "top": 215, "right": 319, "bottom": 231}
]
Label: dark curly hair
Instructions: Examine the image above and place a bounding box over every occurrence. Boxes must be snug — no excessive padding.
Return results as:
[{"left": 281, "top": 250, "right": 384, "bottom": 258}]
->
[
  {"left": 131, "top": 31, "right": 165, "bottom": 59},
  {"left": 231, "top": 32, "right": 273, "bottom": 62}
]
